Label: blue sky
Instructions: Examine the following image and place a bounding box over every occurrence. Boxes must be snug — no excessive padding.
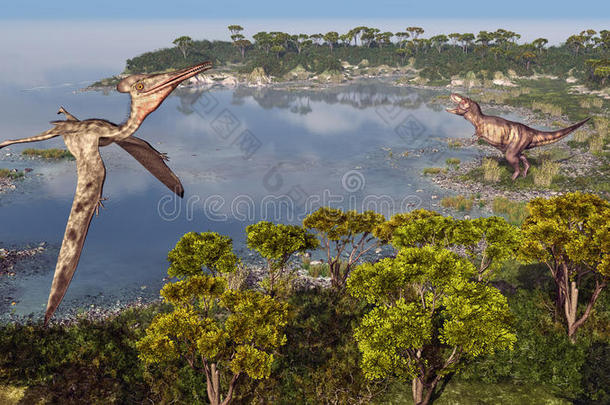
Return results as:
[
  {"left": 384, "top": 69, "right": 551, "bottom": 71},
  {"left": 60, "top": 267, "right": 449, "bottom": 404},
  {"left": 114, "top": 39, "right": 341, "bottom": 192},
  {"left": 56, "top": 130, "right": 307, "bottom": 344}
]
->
[{"left": 4, "top": 0, "right": 609, "bottom": 19}]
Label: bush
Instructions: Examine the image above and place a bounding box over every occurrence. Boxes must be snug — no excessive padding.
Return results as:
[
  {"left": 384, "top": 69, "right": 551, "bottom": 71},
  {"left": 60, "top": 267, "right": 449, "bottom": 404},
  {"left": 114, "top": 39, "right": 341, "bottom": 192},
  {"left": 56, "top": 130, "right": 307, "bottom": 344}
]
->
[
  {"left": 532, "top": 160, "right": 560, "bottom": 187},
  {"left": 492, "top": 197, "right": 530, "bottom": 225},
  {"left": 22, "top": 148, "right": 73, "bottom": 160},
  {"left": 440, "top": 194, "right": 474, "bottom": 211},
  {"left": 482, "top": 158, "right": 502, "bottom": 182}
]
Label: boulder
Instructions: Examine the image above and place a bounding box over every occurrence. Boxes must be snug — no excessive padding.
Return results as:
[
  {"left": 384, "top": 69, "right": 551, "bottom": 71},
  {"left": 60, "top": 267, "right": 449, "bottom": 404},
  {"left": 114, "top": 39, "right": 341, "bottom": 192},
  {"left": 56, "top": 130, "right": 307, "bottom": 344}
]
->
[
  {"left": 316, "top": 69, "right": 345, "bottom": 83},
  {"left": 247, "top": 67, "right": 272, "bottom": 86}
]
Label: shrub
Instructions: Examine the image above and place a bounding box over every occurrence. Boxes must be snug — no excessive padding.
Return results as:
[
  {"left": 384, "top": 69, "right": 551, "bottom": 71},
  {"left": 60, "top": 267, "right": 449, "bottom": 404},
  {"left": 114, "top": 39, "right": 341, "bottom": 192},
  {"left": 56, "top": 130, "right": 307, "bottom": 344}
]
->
[
  {"left": 22, "top": 148, "right": 73, "bottom": 160},
  {"left": 0, "top": 169, "right": 24, "bottom": 179},
  {"left": 482, "top": 158, "right": 502, "bottom": 182},
  {"left": 422, "top": 167, "right": 443, "bottom": 175},
  {"left": 532, "top": 160, "right": 560, "bottom": 187},
  {"left": 445, "top": 157, "right": 461, "bottom": 167},
  {"left": 492, "top": 197, "right": 530, "bottom": 225},
  {"left": 440, "top": 195, "right": 474, "bottom": 211}
]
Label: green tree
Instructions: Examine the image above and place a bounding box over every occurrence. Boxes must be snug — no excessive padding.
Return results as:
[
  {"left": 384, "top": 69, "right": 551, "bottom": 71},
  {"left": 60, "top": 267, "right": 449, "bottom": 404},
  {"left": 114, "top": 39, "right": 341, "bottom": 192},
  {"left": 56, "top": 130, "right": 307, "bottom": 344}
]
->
[
  {"left": 448, "top": 32, "right": 461, "bottom": 46},
  {"left": 375, "top": 31, "right": 393, "bottom": 48},
  {"left": 303, "top": 207, "right": 385, "bottom": 289},
  {"left": 430, "top": 34, "right": 448, "bottom": 53},
  {"left": 323, "top": 31, "right": 339, "bottom": 53},
  {"left": 566, "top": 34, "right": 585, "bottom": 54},
  {"left": 520, "top": 192, "right": 610, "bottom": 341},
  {"left": 228, "top": 26, "right": 251, "bottom": 59},
  {"left": 167, "top": 232, "right": 238, "bottom": 278},
  {"left": 406, "top": 26, "right": 424, "bottom": 40},
  {"left": 253, "top": 31, "right": 272, "bottom": 54},
  {"left": 361, "top": 28, "right": 380, "bottom": 48},
  {"left": 519, "top": 49, "right": 537, "bottom": 70},
  {"left": 476, "top": 30, "right": 493, "bottom": 47},
  {"left": 270, "top": 44, "right": 284, "bottom": 59},
  {"left": 291, "top": 33, "right": 312, "bottom": 54},
  {"left": 459, "top": 33, "right": 475, "bottom": 53},
  {"left": 137, "top": 274, "right": 289, "bottom": 405},
  {"left": 532, "top": 37, "right": 549, "bottom": 54},
  {"left": 172, "top": 36, "right": 193, "bottom": 59},
  {"left": 373, "top": 209, "right": 441, "bottom": 245},
  {"left": 246, "top": 221, "right": 318, "bottom": 297},
  {"left": 376, "top": 210, "right": 521, "bottom": 282},
  {"left": 347, "top": 246, "right": 516, "bottom": 405}
]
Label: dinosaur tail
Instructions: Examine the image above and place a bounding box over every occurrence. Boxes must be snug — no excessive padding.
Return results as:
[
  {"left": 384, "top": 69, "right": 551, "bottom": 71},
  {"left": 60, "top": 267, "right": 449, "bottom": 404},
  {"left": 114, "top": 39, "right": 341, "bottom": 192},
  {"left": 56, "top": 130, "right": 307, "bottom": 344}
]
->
[{"left": 527, "top": 118, "right": 590, "bottom": 148}]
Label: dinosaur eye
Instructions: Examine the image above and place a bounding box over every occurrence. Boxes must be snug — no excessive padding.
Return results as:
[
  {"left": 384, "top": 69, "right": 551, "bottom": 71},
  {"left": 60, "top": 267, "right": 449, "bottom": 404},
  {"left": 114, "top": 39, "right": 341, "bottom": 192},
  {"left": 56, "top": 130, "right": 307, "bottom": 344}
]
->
[{"left": 135, "top": 83, "right": 144, "bottom": 91}]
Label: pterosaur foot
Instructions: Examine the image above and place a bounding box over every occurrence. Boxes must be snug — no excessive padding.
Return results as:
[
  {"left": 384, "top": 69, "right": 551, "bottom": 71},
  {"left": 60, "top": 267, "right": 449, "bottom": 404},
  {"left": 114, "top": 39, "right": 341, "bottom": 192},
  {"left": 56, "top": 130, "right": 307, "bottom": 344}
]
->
[
  {"left": 160, "top": 152, "right": 170, "bottom": 161},
  {"left": 95, "top": 197, "right": 107, "bottom": 216}
]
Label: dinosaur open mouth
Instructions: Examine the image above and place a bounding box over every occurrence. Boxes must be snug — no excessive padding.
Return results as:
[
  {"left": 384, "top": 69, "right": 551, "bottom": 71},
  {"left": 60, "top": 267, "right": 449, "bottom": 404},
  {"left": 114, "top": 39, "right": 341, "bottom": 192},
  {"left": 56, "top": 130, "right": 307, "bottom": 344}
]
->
[
  {"left": 446, "top": 93, "right": 467, "bottom": 114},
  {"left": 144, "top": 61, "right": 213, "bottom": 94}
]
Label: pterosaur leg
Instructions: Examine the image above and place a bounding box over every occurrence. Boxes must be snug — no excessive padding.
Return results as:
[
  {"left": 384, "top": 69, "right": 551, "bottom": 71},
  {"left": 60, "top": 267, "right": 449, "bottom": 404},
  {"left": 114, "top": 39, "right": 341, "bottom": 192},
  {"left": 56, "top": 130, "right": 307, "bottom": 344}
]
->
[
  {"left": 0, "top": 128, "right": 60, "bottom": 149},
  {"left": 44, "top": 156, "right": 106, "bottom": 325}
]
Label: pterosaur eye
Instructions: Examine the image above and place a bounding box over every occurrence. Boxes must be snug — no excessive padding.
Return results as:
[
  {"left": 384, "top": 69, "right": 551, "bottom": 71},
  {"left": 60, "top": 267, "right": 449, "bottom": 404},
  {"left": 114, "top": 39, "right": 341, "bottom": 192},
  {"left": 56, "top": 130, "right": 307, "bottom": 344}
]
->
[{"left": 135, "top": 83, "right": 144, "bottom": 91}]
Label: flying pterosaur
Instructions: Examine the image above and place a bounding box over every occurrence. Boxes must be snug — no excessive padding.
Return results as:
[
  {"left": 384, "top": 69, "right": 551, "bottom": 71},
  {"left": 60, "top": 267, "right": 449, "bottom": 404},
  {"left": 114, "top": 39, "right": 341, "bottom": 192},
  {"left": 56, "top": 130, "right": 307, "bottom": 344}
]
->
[{"left": 0, "top": 61, "right": 212, "bottom": 324}]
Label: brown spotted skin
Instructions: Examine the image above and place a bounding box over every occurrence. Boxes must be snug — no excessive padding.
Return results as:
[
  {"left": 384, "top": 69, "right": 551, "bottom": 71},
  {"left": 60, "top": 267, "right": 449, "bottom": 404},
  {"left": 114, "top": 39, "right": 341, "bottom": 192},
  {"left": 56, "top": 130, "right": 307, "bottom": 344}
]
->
[
  {"left": 0, "top": 62, "right": 212, "bottom": 325},
  {"left": 447, "top": 93, "right": 590, "bottom": 180}
]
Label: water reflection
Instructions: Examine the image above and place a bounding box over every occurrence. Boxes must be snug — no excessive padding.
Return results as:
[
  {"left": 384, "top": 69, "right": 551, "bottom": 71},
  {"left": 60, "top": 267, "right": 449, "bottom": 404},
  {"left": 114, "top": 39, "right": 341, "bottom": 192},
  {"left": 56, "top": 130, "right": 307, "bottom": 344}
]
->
[{"left": 0, "top": 80, "right": 481, "bottom": 318}]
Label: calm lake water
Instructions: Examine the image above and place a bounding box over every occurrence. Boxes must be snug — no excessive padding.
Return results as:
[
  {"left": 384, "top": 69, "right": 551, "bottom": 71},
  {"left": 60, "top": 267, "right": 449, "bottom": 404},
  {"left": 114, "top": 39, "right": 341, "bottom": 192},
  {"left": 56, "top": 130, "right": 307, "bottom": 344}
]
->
[{"left": 0, "top": 80, "right": 493, "bottom": 318}]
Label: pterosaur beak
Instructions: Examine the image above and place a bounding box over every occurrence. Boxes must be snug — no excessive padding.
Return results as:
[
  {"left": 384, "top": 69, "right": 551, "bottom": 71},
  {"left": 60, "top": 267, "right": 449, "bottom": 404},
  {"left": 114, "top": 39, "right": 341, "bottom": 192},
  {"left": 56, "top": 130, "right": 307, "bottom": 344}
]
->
[
  {"left": 446, "top": 108, "right": 459, "bottom": 114},
  {"left": 143, "top": 61, "right": 213, "bottom": 94}
]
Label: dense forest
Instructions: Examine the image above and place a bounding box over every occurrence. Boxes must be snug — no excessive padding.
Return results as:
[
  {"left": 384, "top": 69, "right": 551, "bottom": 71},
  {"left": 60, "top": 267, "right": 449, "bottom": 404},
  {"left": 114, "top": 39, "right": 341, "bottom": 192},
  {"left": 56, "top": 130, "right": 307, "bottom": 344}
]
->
[
  {"left": 121, "top": 25, "right": 610, "bottom": 88},
  {"left": 1, "top": 192, "right": 609, "bottom": 404}
]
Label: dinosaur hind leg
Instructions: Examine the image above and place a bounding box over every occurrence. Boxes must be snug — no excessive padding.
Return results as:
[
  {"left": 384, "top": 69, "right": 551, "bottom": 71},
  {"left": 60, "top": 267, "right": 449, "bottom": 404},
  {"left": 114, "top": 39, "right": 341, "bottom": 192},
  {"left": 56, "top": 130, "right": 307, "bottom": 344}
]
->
[
  {"left": 519, "top": 155, "right": 530, "bottom": 178},
  {"left": 505, "top": 150, "right": 521, "bottom": 180}
]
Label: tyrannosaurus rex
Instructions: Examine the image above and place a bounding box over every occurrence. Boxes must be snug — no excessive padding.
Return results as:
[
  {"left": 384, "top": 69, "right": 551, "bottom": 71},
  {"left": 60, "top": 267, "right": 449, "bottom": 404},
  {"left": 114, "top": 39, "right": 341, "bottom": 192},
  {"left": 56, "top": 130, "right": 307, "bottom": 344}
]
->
[{"left": 446, "top": 93, "right": 590, "bottom": 180}]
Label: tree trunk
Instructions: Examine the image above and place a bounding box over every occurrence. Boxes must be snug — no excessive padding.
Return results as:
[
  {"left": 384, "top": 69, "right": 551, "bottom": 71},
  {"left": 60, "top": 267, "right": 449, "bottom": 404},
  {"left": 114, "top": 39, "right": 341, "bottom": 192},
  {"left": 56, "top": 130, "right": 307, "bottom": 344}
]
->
[
  {"left": 412, "top": 377, "right": 424, "bottom": 404},
  {"left": 206, "top": 363, "right": 222, "bottom": 405}
]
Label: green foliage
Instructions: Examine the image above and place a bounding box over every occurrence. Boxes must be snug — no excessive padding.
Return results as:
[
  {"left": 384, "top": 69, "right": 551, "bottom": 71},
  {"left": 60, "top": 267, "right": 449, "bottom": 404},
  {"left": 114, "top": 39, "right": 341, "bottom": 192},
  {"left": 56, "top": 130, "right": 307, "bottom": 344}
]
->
[
  {"left": 246, "top": 221, "right": 318, "bottom": 297},
  {"left": 347, "top": 246, "right": 516, "bottom": 404},
  {"left": 441, "top": 194, "right": 474, "bottom": 212},
  {"left": 492, "top": 196, "right": 530, "bottom": 225},
  {"left": 303, "top": 207, "right": 385, "bottom": 289},
  {"left": 373, "top": 208, "right": 441, "bottom": 244},
  {"left": 0, "top": 302, "right": 169, "bottom": 404},
  {"left": 246, "top": 221, "right": 318, "bottom": 271},
  {"left": 137, "top": 270, "right": 289, "bottom": 403},
  {"left": 0, "top": 169, "right": 24, "bottom": 179},
  {"left": 422, "top": 167, "right": 445, "bottom": 175},
  {"left": 21, "top": 148, "right": 73, "bottom": 160},
  {"left": 445, "top": 157, "right": 461, "bottom": 167},
  {"left": 167, "top": 231, "right": 238, "bottom": 278},
  {"left": 520, "top": 192, "right": 610, "bottom": 340},
  {"left": 390, "top": 212, "right": 521, "bottom": 282}
]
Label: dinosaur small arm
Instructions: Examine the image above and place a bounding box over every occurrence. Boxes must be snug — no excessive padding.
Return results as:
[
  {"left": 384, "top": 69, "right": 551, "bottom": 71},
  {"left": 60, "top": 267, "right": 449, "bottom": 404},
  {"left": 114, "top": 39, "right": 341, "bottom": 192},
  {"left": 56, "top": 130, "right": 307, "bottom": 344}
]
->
[{"left": 446, "top": 93, "right": 590, "bottom": 180}]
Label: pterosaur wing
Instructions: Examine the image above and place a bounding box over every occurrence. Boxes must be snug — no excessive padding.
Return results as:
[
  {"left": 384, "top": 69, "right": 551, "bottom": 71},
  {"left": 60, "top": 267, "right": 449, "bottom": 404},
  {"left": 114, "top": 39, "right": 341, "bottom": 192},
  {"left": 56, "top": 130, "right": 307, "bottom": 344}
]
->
[{"left": 116, "top": 136, "right": 184, "bottom": 197}]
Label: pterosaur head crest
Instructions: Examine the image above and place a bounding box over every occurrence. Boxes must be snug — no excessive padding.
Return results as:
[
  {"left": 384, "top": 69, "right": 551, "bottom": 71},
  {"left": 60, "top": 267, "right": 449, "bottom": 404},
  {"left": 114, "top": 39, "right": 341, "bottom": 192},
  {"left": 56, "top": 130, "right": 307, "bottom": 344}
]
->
[
  {"left": 446, "top": 93, "right": 474, "bottom": 116},
  {"left": 117, "top": 61, "right": 213, "bottom": 119}
]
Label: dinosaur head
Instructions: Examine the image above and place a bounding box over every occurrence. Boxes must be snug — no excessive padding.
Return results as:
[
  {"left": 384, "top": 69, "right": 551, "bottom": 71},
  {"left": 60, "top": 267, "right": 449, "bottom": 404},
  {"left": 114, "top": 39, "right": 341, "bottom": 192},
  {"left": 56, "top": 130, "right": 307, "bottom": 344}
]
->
[
  {"left": 118, "top": 61, "right": 213, "bottom": 121},
  {"left": 446, "top": 93, "right": 477, "bottom": 116}
]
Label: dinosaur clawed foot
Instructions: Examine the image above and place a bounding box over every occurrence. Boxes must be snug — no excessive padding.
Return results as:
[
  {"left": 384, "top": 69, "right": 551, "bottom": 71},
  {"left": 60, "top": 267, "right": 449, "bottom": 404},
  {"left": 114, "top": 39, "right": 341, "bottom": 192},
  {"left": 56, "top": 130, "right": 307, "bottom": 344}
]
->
[{"left": 511, "top": 171, "right": 520, "bottom": 181}]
